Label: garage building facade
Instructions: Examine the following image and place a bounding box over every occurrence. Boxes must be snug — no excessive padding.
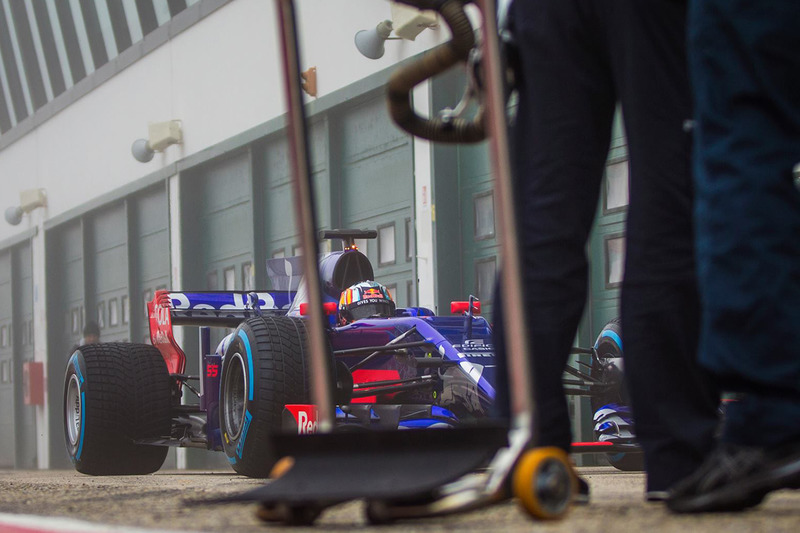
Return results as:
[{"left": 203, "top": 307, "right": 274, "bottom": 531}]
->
[{"left": 0, "top": 0, "right": 628, "bottom": 469}]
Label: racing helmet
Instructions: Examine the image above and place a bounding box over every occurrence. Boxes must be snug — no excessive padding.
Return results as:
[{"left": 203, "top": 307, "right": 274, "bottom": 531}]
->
[{"left": 338, "top": 280, "right": 395, "bottom": 324}]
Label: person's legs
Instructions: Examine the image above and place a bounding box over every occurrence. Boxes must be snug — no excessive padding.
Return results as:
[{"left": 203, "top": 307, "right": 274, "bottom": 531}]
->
[
  {"left": 690, "top": 0, "right": 800, "bottom": 446},
  {"left": 506, "top": 0, "right": 615, "bottom": 452},
  {"left": 668, "top": 0, "right": 800, "bottom": 512},
  {"left": 612, "top": 0, "right": 720, "bottom": 495}
]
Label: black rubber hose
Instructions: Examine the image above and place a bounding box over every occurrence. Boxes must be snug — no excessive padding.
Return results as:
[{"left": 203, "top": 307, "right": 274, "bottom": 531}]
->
[{"left": 387, "top": 0, "right": 487, "bottom": 143}]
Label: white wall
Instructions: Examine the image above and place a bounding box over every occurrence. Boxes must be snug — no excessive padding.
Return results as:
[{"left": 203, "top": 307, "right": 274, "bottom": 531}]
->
[{"left": 0, "top": 0, "right": 448, "bottom": 241}]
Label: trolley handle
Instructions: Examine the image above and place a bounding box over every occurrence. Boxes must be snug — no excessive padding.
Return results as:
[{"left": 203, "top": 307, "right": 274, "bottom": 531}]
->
[{"left": 387, "top": 0, "right": 487, "bottom": 143}]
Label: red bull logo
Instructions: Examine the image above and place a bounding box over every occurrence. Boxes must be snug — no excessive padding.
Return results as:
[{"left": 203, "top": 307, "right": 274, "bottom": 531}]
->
[{"left": 284, "top": 405, "right": 318, "bottom": 434}]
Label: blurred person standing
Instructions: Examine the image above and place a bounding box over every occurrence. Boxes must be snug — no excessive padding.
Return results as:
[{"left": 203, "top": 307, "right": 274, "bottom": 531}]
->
[
  {"left": 71, "top": 321, "right": 100, "bottom": 353},
  {"left": 493, "top": 0, "right": 720, "bottom": 501},
  {"left": 81, "top": 322, "right": 101, "bottom": 345},
  {"left": 667, "top": 0, "right": 800, "bottom": 513}
]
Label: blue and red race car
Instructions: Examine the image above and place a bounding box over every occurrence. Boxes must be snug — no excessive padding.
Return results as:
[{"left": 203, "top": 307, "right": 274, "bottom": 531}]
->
[{"left": 63, "top": 230, "right": 635, "bottom": 477}]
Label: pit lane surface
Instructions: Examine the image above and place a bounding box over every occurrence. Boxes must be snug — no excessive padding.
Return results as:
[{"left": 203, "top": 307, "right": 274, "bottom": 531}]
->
[{"left": 1, "top": 467, "right": 798, "bottom": 532}]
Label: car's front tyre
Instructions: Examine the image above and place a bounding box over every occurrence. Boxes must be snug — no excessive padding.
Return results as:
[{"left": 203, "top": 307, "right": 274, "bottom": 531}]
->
[{"left": 219, "top": 316, "right": 309, "bottom": 477}]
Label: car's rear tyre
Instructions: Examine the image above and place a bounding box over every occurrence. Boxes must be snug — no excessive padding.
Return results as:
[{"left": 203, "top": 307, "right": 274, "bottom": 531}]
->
[
  {"left": 64, "top": 343, "right": 172, "bottom": 475},
  {"left": 219, "top": 316, "right": 309, "bottom": 477}
]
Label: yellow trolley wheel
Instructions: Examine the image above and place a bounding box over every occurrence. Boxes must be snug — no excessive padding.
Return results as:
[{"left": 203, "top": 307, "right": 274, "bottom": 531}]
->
[
  {"left": 269, "top": 456, "right": 295, "bottom": 479},
  {"left": 512, "top": 447, "right": 575, "bottom": 520}
]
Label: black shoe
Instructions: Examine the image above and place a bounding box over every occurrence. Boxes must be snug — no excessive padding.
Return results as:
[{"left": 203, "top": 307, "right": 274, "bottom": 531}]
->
[{"left": 666, "top": 443, "right": 800, "bottom": 514}]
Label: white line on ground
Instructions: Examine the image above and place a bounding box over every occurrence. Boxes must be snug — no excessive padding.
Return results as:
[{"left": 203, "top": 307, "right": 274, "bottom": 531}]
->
[{"left": 0, "top": 512, "right": 199, "bottom": 533}]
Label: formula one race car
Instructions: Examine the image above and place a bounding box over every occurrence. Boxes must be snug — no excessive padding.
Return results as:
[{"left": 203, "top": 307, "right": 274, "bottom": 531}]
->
[
  {"left": 63, "top": 230, "right": 499, "bottom": 477},
  {"left": 63, "top": 229, "right": 637, "bottom": 477},
  {"left": 564, "top": 318, "right": 644, "bottom": 471}
]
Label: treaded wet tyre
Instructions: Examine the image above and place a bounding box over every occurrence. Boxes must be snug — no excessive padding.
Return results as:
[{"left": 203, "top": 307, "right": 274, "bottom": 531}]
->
[
  {"left": 64, "top": 343, "right": 172, "bottom": 475},
  {"left": 219, "top": 316, "right": 310, "bottom": 477}
]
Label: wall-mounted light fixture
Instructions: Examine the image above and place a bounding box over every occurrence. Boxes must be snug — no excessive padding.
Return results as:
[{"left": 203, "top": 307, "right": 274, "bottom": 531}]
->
[
  {"left": 355, "top": 5, "right": 438, "bottom": 60},
  {"left": 5, "top": 188, "right": 47, "bottom": 226},
  {"left": 131, "top": 120, "right": 183, "bottom": 163},
  {"left": 354, "top": 20, "right": 396, "bottom": 59}
]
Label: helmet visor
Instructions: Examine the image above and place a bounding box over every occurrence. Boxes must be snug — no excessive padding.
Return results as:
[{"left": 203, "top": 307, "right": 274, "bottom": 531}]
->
[{"left": 347, "top": 301, "right": 394, "bottom": 321}]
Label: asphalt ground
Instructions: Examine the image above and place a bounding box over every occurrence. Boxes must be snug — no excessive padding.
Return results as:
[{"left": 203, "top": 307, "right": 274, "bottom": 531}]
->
[{"left": 0, "top": 467, "right": 798, "bottom": 532}]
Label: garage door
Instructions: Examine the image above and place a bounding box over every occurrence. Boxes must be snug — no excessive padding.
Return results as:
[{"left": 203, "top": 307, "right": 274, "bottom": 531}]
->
[
  {"left": 183, "top": 152, "right": 253, "bottom": 348},
  {"left": 181, "top": 152, "right": 254, "bottom": 470},
  {"left": 587, "top": 109, "right": 628, "bottom": 341},
  {"left": 257, "top": 120, "right": 330, "bottom": 270},
  {"left": 130, "top": 186, "right": 170, "bottom": 345},
  {"left": 46, "top": 220, "right": 86, "bottom": 467},
  {"left": 336, "top": 92, "right": 414, "bottom": 306},
  {"left": 259, "top": 135, "right": 296, "bottom": 262},
  {"left": 13, "top": 241, "right": 36, "bottom": 468},
  {"left": 0, "top": 242, "right": 37, "bottom": 468},
  {"left": 429, "top": 71, "right": 499, "bottom": 319},
  {"left": 86, "top": 203, "right": 129, "bottom": 342},
  {"left": 0, "top": 251, "right": 13, "bottom": 467}
]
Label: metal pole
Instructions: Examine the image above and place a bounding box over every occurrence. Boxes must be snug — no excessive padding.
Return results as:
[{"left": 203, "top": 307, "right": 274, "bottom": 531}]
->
[
  {"left": 274, "top": 0, "right": 335, "bottom": 431},
  {"left": 477, "top": 0, "right": 535, "bottom": 431}
]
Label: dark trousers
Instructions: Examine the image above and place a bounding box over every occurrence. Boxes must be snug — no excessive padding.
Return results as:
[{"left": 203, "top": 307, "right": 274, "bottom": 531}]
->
[
  {"left": 688, "top": 0, "right": 800, "bottom": 447},
  {"left": 494, "top": 0, "right": 720, "bottom": 491}
]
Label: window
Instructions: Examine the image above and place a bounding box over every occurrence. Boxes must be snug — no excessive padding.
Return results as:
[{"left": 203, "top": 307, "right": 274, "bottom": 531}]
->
[
  {"left": 378, "top": 223, "right": 396, "bottom": 266},
  {"left": 96, "top": 301, "right": 105, "bottom": 329},
  {"left": 405, "top": 218, "right": 414, "bottom": 262},
  {"left": 354, "top": 238, "right": 368, "bottom": 255},
  {"left": 109, "top": 298, "right": 119, "bottom": 327},
  {"left": 242, "top": 262, "right": 255, "bottom": 291},
  {"left": 143, "top": 290, "right": 153, "bottom": 319},
  {"left": 605, "top": 234, "right": 626, "bottom": 288},
  {"left": 0, "top": 361, "right": 8, "bottom": 383},
  {"left": 475, "top": 257, "right": 497, "bottom": 303},
  {"left": 72, "top": 308, "right": 81, "bottom": 334},
  {"left": 293, "top": 245, "right": 303, "bottom": 256},
  {"left": 121, "top": 296, "right": 129, "bottom": 324},
  {"left": 224, "top": 267, "right": 236, "bottom": 291},
  {"left": 0, "top": 326, "right": 7, "bottom": 347},
  {"left": 272, "top": 249, "right": 286, "bottom": 259},
  {"left": 406, "top": 280, "right": 416, "bottom": 307},
  {"left": 207, "top": 271, "right": 218, "bottom": 290},
  {"left": 474, "top": 191, "right": 496, "bottom": 240},
  {"left": 604, "top": 160, "right": 630, "bottom": 212}
]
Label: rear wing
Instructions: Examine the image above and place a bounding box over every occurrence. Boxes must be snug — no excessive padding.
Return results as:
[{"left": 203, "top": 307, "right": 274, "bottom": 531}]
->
[
  {"left": 147, "top": 289, "right": 295, "bottom": 374},
  {"left": 157, "top": 290, "right": 295, "bottom": 327}
]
